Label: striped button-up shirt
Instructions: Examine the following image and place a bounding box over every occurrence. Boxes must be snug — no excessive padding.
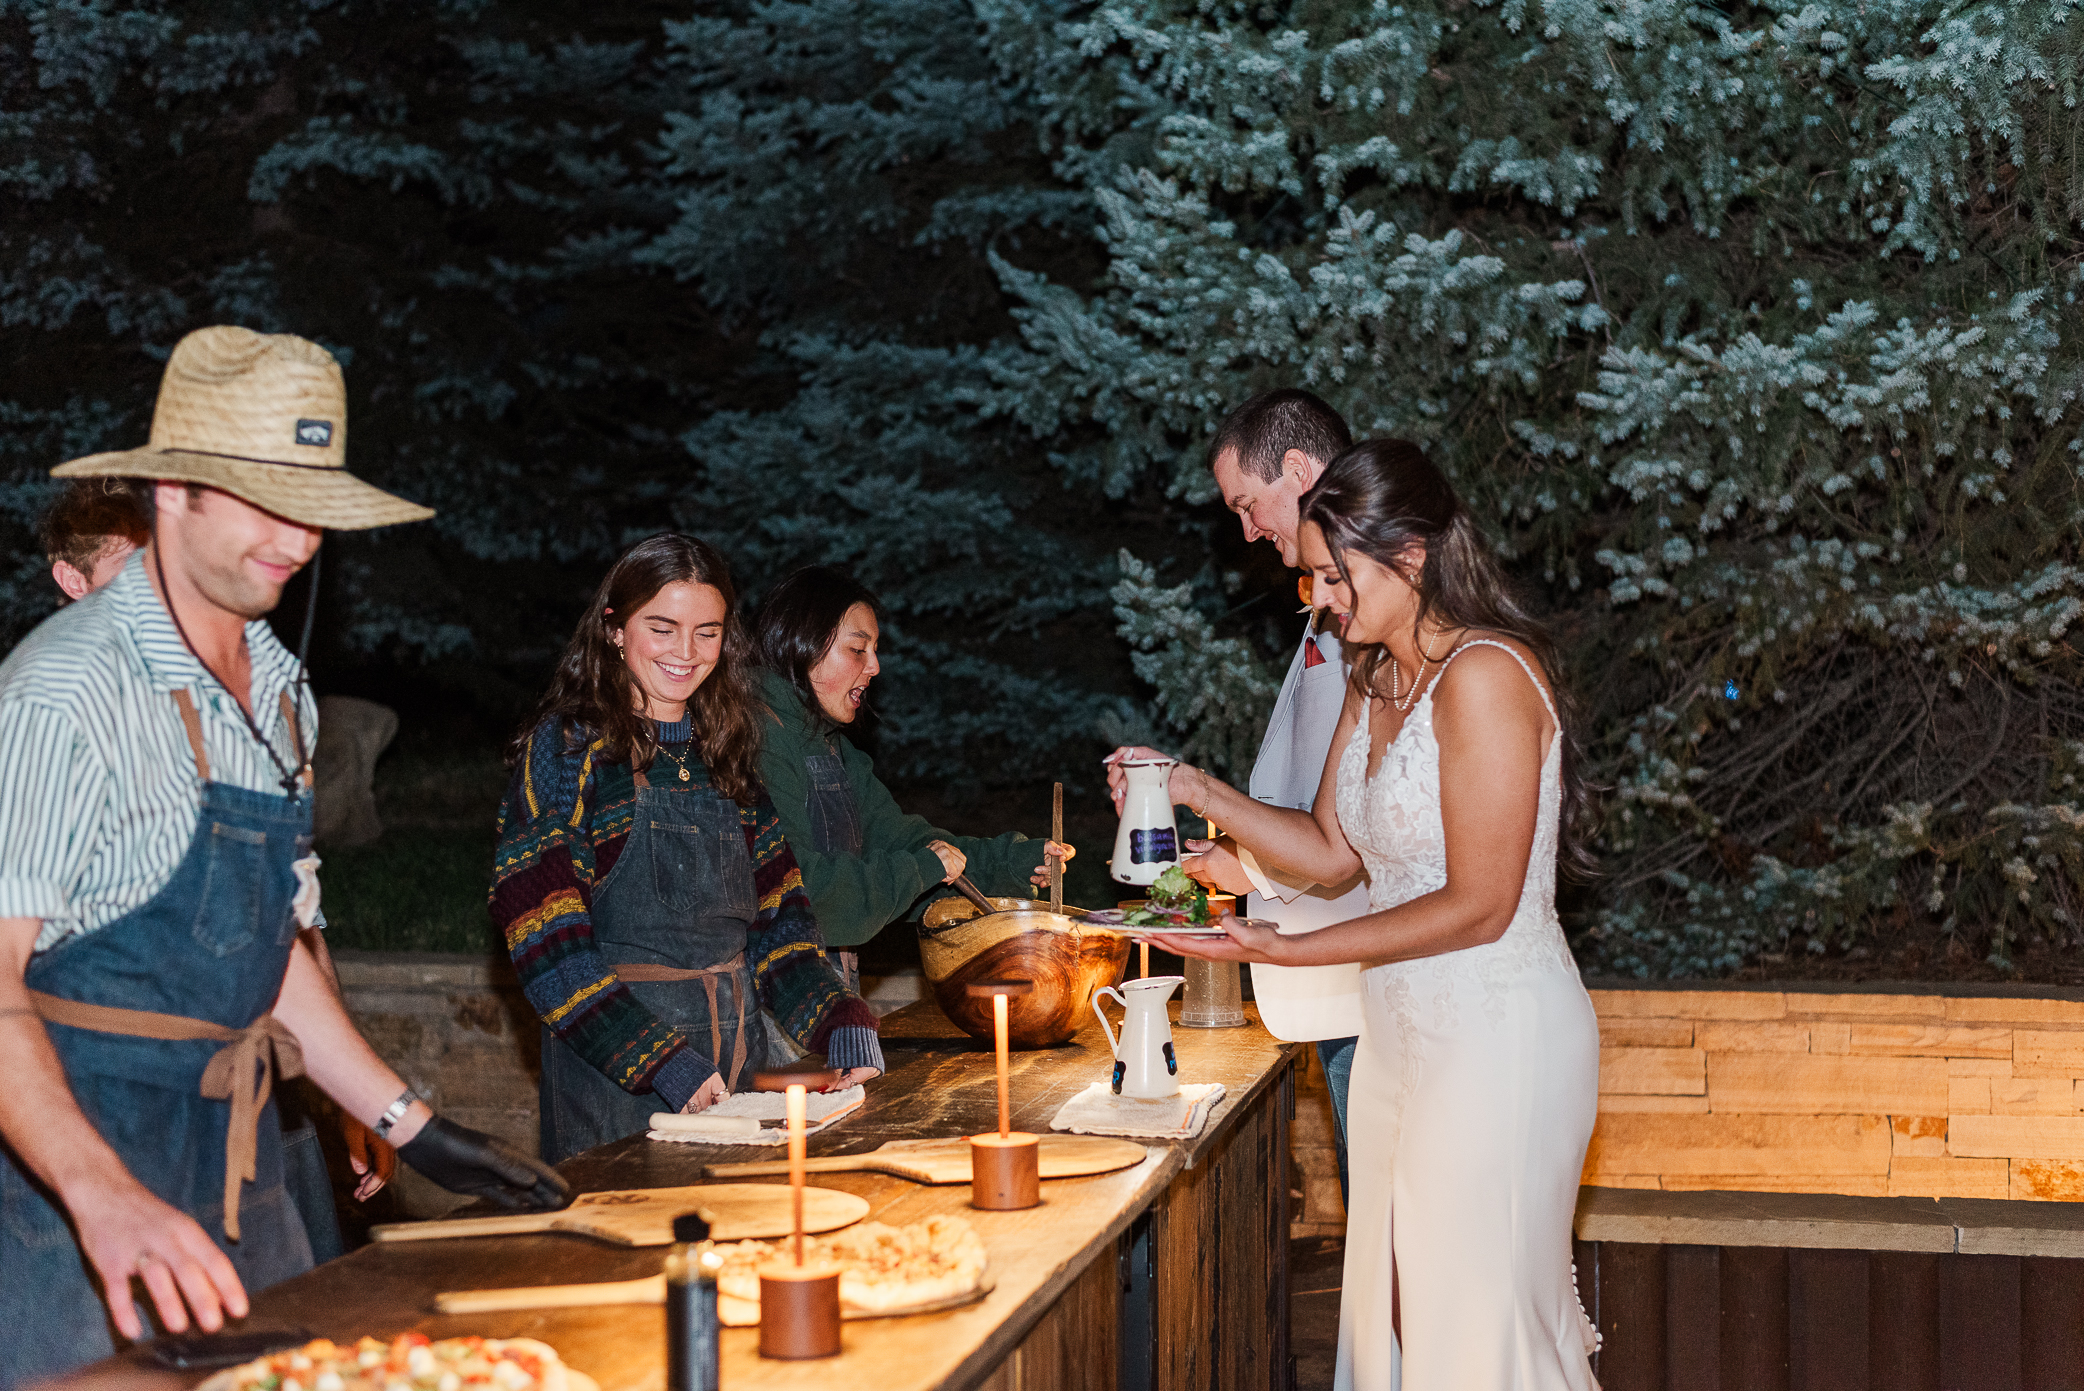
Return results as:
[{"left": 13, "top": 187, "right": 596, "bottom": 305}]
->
[{"left": 0, "top": 550, "right": 318, "bottom": 952}]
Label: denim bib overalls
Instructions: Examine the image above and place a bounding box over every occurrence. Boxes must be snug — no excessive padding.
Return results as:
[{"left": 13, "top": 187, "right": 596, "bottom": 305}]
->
[
  {"left": 0, "top": 691, "right": 314, "bottom": 1390},
  {"left": 802, "top": 746, "right": 865, "bottom": 990},
  {"left": 538, "top": 753, "right": 770, "bottom": 1163}
]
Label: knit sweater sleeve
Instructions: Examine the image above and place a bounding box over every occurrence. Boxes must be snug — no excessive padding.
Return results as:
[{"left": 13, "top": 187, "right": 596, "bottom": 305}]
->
[
  {"left": 740, "top": 789, "right": 883, "bottom": 1070},
  {"left": 490, "top": 719, "right": 714, "bottom": 1103}
]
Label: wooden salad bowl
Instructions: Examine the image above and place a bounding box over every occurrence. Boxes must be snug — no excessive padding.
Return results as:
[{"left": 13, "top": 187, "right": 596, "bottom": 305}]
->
[{"left": 917, "top": 897, "right": 1129, "bottom": 1048}]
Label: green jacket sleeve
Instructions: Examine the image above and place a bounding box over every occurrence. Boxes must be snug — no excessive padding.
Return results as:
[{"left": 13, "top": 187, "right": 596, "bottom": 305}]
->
[
  {"left": 758, "top": 705, "right": 946, "bottom": 949},
  {"left": 837, "top": 741, "right": 1053, "bottom": 918}
]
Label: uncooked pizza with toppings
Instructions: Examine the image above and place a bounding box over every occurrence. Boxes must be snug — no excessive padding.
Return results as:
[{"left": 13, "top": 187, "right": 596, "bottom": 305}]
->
[{"left": 200, "top": 1335, "right": 590, "bottom": 1391}]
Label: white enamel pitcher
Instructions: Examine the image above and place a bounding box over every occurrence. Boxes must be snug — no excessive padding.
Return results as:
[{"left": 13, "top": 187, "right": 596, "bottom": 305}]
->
[
  {"left": 1091, "top": 975, "right": 1184, "bottom": 1098},
  {"left": 1110, "top": 758, "right": 1180, "bottom": 886}
]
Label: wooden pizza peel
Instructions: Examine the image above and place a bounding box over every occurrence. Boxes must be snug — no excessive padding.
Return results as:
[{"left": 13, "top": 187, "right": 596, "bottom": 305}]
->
[
  {"left": 700, "top": 1135, "right": 1147, "bottom": 1184},
  {"left": 368, "top": 1183, "right": 869, "bottom": 1247}
]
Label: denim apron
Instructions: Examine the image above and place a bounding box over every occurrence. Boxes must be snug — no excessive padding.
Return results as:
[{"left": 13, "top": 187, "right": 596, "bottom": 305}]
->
[
  {"left": 0, "top": 691, "right": 314, "bottom": 1391},
  {"left": 803, "top": 749, "right": 865, "bottom": 991},
  {"left": 538, "top": 756, "right": 771, "bottom": 1163}
]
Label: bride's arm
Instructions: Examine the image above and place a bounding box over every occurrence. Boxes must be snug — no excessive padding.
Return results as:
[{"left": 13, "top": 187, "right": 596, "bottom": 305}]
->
[
  {"left": 1160, "top": 689, "right": 1365, "bottom": 890},
  {"left": 1160, "top": 646, "right": 1552, "bottom": 968}
]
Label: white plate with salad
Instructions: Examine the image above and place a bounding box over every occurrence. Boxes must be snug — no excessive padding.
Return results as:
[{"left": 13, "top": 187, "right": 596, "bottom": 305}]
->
[{"left": 1082, "top": 867, "right": 1264, "bottom": 937}]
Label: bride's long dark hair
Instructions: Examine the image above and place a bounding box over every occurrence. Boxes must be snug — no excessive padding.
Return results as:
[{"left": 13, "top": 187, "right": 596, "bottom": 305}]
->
[
  {"left": 508, "top": 533, "right": 763, "bottom": 803},
  {"left": 1301, "top": 439, "right": 1596, "bottom": 876}
]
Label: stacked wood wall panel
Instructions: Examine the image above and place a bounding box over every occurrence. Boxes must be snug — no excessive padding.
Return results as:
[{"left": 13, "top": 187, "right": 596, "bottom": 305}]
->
[{"left": 1583, "top": 990, "right": 2084, "bottom": 1200}]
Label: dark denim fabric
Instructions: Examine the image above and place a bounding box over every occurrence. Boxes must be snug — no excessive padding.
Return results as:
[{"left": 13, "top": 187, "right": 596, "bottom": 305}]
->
[{"left": 3, "top": 775, "right": 315, "bottom": 1390}]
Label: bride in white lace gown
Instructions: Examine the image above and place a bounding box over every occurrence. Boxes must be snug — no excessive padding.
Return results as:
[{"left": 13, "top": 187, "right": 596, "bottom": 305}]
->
[{"left": 1129, "top": 440, "right": 1601, "bottom": 1390}]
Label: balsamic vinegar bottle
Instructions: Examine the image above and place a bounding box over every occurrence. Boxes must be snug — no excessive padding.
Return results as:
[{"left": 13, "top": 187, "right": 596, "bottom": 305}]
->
[{"left": 664, "top": 1213, "right": 720, "bottom": 1391}]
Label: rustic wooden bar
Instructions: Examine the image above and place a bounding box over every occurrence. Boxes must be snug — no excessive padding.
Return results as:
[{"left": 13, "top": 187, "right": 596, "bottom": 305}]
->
[
  {"left": 1572, "top": 1185, "right": 2084, "bottom": 1391},
  {"left": 49, "top": 999, "right": 1303, "bottom": 1391}
]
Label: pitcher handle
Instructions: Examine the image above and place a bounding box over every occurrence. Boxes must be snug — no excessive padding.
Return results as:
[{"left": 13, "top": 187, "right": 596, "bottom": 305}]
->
[{"left": 1090, "top": 986, "right": 1124, "bottom": 1057}]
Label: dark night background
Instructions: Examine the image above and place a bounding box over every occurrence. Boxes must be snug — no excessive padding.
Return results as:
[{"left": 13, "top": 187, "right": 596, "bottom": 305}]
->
[{"left": 7, "top": 1, "right": 2082, "bottom": 981}]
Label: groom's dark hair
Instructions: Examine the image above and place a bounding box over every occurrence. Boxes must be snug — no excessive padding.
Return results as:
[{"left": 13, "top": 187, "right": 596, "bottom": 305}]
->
[{"left": 1208, "top": 389, "right": 1352, "bottom": 482}]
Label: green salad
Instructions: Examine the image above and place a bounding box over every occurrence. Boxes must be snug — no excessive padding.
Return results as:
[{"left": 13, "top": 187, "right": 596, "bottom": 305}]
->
[{"left": 1123, "top": 865, "right": 1211, "bottom": 927}]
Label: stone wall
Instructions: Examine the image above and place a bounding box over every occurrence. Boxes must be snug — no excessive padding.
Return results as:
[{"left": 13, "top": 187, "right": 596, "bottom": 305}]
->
[
  {"left": 331, "top": 951, "right": 541, "bottom": 1216},
  {"left": 1584, "top": 985, "right": 2084, "bottom": 1201}
]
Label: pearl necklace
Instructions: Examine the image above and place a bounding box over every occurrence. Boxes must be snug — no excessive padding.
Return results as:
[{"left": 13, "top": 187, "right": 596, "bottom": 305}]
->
[{"left": 1387, "top": 628, "right": 1449, "bottom": 713}]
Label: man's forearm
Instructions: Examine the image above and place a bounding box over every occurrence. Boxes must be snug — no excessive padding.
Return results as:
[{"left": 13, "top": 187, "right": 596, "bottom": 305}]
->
[
  {"left": 273, "top": 938, "right": 428, "bottom": 1145},
  {"left": 0, "top": 917, "right": 138, "bottom": 1205}
]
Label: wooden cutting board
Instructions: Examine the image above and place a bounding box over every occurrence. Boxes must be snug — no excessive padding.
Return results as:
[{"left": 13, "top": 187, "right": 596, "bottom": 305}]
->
[
  {"left": 369, "top": 1184, "right": 869, "bottom": 1247},
  {"left": 701, "top": 1135, "right": 1147, "bottom": 1185}
]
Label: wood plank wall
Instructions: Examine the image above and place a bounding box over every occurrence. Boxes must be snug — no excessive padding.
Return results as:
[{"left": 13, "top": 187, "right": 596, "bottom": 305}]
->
[
  {"left": 1574, "top": 1238, "right": 2084, "bottom": 1391},
  {"left": 974, "top": 1242, "right": 1120, "bottom": 1391},
  {"left": 1150, "top": 1063, "right": 1295, "bottom": 1391},
  {"left": 1585, "top": 990, "right": 2084, "bottom": 1199}
]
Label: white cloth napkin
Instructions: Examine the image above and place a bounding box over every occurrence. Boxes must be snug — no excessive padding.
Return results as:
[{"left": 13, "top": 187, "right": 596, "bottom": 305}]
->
[
  {"left": 1047, "top": 1082, "right": 1226, "bottom": 1140},
  {"left": 644, "top": 1085, "right": 865, "bottom": 1146}
]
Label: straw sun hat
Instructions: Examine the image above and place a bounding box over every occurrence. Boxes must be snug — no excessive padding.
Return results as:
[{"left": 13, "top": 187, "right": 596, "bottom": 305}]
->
[{"left": 51, "top": 325, "right": 433, "bottom": 530}]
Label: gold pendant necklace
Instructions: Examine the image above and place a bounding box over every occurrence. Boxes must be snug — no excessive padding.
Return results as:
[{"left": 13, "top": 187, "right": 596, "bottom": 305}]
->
[{"left": 656, "top": 741, "right": 694, "bottom": 782}]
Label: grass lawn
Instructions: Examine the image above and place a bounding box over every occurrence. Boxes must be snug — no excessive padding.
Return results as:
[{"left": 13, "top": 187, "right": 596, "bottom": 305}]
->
[{"left": 319, "top": 742, "right": 509, "bottom": 954}]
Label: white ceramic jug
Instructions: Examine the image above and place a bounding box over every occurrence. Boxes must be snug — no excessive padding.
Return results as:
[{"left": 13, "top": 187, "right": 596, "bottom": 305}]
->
[
  {"left": 1110, "top": 758, "right": 1180, "bottom": 886},
  {"left": 1091, "top": 975, "right": 1185, "bottom": 1098}
]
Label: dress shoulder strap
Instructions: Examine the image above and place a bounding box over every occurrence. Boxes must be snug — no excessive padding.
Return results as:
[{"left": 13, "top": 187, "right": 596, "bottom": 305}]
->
[{"left": 1438, "top": 638, "right": 1560, "bottom": 727}]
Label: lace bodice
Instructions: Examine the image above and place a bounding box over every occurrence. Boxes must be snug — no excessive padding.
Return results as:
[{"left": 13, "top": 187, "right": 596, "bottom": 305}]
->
[{"left": 1334, "top": 639, "right": 1577, "bottom": 995}]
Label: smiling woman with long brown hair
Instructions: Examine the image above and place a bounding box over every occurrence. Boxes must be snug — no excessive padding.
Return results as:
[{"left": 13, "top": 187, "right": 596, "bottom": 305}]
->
[{"left": 492, "top": 534, "right": 882, "bottom": 1162}]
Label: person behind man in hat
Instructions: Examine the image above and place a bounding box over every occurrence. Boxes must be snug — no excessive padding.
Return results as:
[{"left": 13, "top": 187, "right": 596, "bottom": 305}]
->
[
  {"left": 1104, "top": 388, "right": 1369, "bottom": 1202},
  {"left": 0, "top": 326, "right": 569, "bottom": 1389},
  {"left": 37, "top": 476, "right": 398, "bottom": 1268},
  {"left": 40, "top": 477, "right": 152, "bottom": 601}
]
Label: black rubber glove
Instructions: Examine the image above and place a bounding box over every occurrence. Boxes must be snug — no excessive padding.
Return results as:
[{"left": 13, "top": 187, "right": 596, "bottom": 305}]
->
[{"left": 397, "top": 1115, "right": 572, "bottom": 1212}]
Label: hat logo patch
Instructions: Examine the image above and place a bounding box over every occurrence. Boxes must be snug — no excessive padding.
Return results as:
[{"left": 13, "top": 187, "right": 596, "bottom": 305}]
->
[{"left": 295, "top": 418, "right": 334, "bottom": 447}]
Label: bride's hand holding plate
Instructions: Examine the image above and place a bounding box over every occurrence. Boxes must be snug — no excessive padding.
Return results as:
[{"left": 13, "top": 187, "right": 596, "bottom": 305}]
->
[{"left": 1145, "top": 912, "right": 1284, "bottom": 965}]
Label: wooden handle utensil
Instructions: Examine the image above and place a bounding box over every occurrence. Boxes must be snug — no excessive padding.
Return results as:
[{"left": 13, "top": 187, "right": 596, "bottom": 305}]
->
[
  {"left": 1049, "top": 782, "right": 1063, "bottom": 917},
  {"left": 951, "top": 873, "right": 998, "bottom": 917},
  {"left": 437, "top": 1275, "right": 666, "bottom": 1314}
]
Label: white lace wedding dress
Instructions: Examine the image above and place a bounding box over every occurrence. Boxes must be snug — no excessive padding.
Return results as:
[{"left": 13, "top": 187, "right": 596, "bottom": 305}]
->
[{"left": 1332, "top": 640, "right": 1602, "bottom": 1391}]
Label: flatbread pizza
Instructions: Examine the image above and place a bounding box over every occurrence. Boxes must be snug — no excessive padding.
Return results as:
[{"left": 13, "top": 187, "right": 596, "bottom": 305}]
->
[
  {"left": 712, "top": 1213, "right": 988, "bottom": 1315},
  {"left": 199, "top": 1335, "right": 591, "bottom": 1391}
]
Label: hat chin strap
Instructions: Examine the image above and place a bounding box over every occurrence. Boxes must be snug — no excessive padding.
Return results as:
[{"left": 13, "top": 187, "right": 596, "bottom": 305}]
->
[{"left": 150, "top": 508, "right": 317, "bottom": 800}]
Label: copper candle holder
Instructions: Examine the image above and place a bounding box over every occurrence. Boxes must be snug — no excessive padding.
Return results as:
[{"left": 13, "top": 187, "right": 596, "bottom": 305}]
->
[
  {"left": 751, "top": 1063, "right": 843, "bottom": 1358},
  {"left": 966, "top": 980, "right": 1040, "bottom": 1210}
]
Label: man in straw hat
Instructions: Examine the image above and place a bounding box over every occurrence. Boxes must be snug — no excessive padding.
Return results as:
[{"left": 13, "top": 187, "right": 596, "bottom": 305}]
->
[{"left": 0, "top": 326, "right": 569, "bottom": 1388}]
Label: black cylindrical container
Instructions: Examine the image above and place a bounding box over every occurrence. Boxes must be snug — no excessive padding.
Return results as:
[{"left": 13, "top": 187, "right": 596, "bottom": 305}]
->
[{"left": 664, "top": 1212, "right": 719, "bottom": 1391}]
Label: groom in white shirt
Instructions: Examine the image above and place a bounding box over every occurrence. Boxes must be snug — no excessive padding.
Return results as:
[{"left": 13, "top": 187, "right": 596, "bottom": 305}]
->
[{"left": 1128, "top": 388, "right": 1370, "bottom": 1197}]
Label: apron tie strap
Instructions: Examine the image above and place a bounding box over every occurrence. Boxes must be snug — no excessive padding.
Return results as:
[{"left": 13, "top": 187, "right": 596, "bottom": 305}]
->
[
  {"left": 26, "top": 993, "right": 305, "bottom": 1242},
  {"left": 615, "top": 953, "right": 750, "bottom": 1093}
]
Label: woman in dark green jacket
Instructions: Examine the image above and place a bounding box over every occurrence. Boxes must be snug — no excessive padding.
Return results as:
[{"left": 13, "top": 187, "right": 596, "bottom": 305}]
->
[{"left": 752, "top": 567, "right": 1073, "bottom": 987}]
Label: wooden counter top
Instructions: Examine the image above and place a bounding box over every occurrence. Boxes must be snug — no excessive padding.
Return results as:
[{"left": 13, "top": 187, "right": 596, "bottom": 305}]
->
[{"left": 51, "top": 999, "right": 1302, "bottom": 1391}]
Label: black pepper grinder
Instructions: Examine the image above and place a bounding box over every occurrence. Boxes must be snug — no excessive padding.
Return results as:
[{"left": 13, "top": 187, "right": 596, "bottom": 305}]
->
[{"left": 665, "top": 1212, "right": 719, "bottom": 1391}]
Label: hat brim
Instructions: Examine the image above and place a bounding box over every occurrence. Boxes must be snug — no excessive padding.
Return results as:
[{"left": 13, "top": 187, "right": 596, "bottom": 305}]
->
[{"left": 52, "top": 449, "right": 434, "bottom": 530}]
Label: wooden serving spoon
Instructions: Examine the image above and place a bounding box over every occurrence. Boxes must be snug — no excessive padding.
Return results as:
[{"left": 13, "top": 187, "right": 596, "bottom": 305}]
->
[{"left": 951, "top": 873, "right": 998, "bottom": 917}]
